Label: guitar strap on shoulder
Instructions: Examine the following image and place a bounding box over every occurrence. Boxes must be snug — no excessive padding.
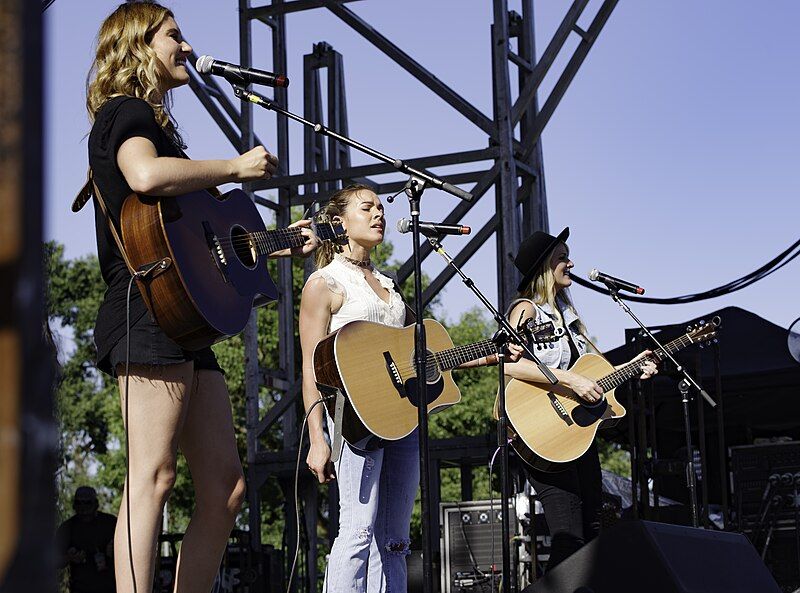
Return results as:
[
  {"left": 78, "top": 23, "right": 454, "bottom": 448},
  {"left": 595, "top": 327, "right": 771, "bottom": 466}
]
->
[
  {"left": 579, "top": 331, "right": 604, "bottom": 356},
  {"left": 72, "top": 169, "right": 172, "bottom": 285},
  {"left": 73, "top": 168, "right": 140, "bottom": 277},
  {"left": 388, "top": 276, "right": 416, "bottom": 323}
]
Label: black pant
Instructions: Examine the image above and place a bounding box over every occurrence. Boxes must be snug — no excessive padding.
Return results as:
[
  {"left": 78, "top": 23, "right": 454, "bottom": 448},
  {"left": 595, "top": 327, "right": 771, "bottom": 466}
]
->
[{"left": 527, "top": 441, "right": 603, "bottom": 571}]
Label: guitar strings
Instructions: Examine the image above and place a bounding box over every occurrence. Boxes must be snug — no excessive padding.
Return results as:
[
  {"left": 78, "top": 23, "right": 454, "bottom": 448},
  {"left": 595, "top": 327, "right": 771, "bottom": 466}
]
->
[
  {"left": 392, "top": 340, "right": 499, "bottom": 376},
  {"left": 598, "top": 333, "right": 694, "bottom": 391},
  {"left": 215, "top": 228, "right": 308, "bottom": 254},
  {"left": 391, "top": 330, "right": 564, "bottom": 377}
]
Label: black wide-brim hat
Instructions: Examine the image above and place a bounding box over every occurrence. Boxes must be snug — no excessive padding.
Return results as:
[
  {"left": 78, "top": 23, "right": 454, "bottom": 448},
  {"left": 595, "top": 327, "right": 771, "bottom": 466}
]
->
[{"left": 514, "top": 227, "right": 569, "bottom": 293}]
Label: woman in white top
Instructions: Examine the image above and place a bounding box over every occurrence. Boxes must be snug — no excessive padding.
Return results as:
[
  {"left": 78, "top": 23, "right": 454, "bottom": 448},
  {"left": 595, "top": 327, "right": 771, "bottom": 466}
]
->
[
  {"left": 300, "top": 184, "right": 415, "bottom": 593},
  {"left": 300, "top": 185, "right": 512, "bottom": 593}
]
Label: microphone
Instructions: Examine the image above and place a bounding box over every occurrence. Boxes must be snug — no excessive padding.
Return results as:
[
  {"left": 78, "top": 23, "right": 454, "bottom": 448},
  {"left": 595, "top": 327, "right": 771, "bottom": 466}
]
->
[
  {"left": 588, "top": 269, "right": 645, "bottom": 295},
  {"left": 396, "top": 218, "right": 471, "bottom": 238},
  {"left": 195, "top": 55, "right": 289, "bottom": 88}
]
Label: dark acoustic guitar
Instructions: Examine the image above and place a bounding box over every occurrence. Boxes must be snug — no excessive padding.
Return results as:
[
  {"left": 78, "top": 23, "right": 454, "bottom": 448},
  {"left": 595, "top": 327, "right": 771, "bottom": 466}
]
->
[
  {"left": 313, "top": 318, "right": 561, "bottom": 444},
  {"left": 501, "top": 319, "right": 719, "bottom": 472},
  {"left": 120, "top": 187, "right": 346, "bottom": 350}
]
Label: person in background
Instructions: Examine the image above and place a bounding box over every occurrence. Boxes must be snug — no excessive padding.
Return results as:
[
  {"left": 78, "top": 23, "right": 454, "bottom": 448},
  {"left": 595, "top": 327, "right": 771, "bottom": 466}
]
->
[{"left": 57, "top": 486, "right": 117, "bottom": 593}]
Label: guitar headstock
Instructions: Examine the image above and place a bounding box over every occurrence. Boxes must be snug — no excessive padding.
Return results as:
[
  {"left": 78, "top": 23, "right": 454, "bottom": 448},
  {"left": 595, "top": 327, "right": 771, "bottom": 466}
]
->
[
  {"left": 312, "top": 214, "right": 349, "bottom": 246},
  {"left": 686, "top": 316, "right": 720, "bottom": 346},
  {"left": 520, "top": 318, "right": 564, "bottom": 344}
]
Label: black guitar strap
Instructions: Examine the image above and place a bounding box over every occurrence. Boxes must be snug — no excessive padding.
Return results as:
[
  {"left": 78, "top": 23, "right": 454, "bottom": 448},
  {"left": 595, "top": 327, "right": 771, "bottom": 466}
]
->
[
  {"left": 72, "top": 169, "right": 172, "bottom": 318},
  {"left": 72, "top": 168, "right": 139, "bottom": 277}
]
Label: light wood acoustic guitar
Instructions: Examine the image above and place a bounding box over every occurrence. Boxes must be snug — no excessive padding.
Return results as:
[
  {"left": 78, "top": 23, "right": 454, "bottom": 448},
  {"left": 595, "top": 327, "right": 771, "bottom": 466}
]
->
[
  {"left": 501, "top": 319, "right": 719, "bottom": 472},
  {"left": 313, "top": 318, "right": 560, "bottom": 444},
  {"left": 120, "top": 188, "right": 346, "bottom": 350}
]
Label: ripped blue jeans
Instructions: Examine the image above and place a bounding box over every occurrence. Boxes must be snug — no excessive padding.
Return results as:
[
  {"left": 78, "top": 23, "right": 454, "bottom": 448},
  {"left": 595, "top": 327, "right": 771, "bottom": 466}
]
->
[{"left": 324, "top": 429, "right": 419, "bottom": 593}]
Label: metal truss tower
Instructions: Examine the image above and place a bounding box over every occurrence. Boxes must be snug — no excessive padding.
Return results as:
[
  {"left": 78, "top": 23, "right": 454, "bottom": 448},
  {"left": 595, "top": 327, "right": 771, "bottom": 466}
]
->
[{"left": 184, "top": 1, "right": 619, "bottom": 590}]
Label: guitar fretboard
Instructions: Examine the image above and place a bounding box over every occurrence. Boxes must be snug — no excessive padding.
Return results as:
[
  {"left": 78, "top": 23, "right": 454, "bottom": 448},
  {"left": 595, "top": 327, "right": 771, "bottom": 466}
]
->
[
  {"left": 597, "top": 333, "right": 697, "bottom": 392},
  {"left": 251, "top": 227, "right": 307, "bottom": 255},
  {"left": 432, "top": 340, "right": 499, "bottom": 371}
]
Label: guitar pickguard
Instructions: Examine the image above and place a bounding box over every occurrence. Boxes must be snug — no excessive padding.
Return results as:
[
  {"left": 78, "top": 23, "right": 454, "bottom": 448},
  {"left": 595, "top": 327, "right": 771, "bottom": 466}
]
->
[
  {"left": 570, "top": 399, "right": 609, "bottom": 427},
  {"left": 403, "top": 376, "right": 444, "bottom": 408}
]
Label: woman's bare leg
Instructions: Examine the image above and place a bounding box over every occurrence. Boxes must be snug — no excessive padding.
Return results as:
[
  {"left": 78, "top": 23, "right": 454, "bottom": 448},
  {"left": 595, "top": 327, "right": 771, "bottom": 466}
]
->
[
  {"left": 114, "top": 362, "right": 194, "bottom": 593},
  {"left": 172, "top": 369, "right": 246, "bottom": 593}
]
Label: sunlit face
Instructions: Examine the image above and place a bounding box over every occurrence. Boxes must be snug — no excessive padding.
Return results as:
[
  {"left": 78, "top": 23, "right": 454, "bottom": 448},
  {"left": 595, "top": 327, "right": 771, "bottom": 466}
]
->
[
  {"left": 149, "top": 17, "right": 192, "bottom": 93},
  {"left": 549, "top": 242, "right": 573, "bottom": 292},
  {"left": 338, "top": 190, "right": 386, "bottom": 251}
]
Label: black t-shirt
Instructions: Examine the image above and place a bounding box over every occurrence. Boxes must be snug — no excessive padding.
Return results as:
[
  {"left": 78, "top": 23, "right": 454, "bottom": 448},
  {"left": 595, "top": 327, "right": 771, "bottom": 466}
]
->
[
  {"left": 56, "top": 512, "right": 117, "bottom": 593},
  {"left": 88, "top": 96, "right": 183, "bottom": 366}
]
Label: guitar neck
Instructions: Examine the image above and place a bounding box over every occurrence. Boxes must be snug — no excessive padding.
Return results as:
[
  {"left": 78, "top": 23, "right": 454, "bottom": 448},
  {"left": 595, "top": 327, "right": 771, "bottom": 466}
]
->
[
  {"left": 434, "top": 340, "right": 498, "bottom": 371},
  {"left": 597, "top": 332, "right": 697, "bottom": 391},
  {"left": 251, "top": 227, "right": 306, "bottom": 256}
]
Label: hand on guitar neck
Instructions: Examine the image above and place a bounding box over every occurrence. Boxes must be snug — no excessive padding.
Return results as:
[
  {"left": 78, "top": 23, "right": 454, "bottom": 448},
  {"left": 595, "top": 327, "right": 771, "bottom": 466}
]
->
[
  {"left": 621, "top": 349, "right": 658, "bottom": 380},
  {"left": 266, "top": 218, "right": 321, "bottom": 259}
]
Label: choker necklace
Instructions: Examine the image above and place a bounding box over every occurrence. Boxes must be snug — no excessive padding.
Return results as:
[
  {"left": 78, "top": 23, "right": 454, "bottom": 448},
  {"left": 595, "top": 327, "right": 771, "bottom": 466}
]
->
[{"left": 340, "top": 254, "right": 372, "bottom": 268}]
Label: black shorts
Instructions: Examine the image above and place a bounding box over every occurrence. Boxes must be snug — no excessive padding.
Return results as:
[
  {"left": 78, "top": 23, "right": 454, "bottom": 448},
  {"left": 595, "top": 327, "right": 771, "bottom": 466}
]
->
[{"left": 100, "top": 313, "right": 224, "bottom": 377}]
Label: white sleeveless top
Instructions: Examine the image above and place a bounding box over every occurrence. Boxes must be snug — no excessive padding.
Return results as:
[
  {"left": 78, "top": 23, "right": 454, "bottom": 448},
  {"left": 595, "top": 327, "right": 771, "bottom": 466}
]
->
[{"left": 307, "top": 254, "right": 407, "bottom": 332}]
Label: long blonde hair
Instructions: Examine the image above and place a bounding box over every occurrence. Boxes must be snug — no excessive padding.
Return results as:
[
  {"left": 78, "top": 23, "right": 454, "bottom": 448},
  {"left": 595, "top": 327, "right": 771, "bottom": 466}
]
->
[
  {"left": 314, "top": 184, "right": 374, "bottom": 269},
  {"left": 86, "top": 2, "right": 184, "bottom": 147},
  {"left": 519, "top": 243, "right": 586, "bottom": 334}
]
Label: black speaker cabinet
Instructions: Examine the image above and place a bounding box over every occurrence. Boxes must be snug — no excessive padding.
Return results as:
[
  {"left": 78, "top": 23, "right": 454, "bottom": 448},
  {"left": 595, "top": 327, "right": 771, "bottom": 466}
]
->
[{"left": 525, "top": 520, "right": 780, "bottom": 593}]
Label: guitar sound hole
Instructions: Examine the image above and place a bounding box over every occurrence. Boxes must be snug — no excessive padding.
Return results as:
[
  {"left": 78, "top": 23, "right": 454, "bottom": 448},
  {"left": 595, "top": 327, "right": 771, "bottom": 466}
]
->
[
  {"left": 230, "top": 225, "right": 257, "bottom": 269},
  {"left": 410, "top": 349, "right": 441, "bottom": 383}
]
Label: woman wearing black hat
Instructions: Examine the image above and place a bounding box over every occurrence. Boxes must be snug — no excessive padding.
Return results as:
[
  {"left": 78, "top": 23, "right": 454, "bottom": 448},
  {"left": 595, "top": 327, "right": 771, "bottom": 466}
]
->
[{"left": 502, "top": 227, "right": 657, "bottom": 570}]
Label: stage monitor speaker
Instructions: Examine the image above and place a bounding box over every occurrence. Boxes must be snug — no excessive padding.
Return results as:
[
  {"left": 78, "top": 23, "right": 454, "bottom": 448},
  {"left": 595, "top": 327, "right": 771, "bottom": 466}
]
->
[{"left": 525, "top": 520, "right": 780, "bottom": 593}]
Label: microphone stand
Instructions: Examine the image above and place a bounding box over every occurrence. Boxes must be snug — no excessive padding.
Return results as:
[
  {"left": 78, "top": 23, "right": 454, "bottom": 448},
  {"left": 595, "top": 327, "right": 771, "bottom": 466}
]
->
[
  {"left": 602, "top": 283, "right": 716, "bottom": 528},
  {"left": 427, "top": 238, "right": 558, "bottom": 593},
  {"left": 230, "top": 85, "right": 472, "bottom": 593}
]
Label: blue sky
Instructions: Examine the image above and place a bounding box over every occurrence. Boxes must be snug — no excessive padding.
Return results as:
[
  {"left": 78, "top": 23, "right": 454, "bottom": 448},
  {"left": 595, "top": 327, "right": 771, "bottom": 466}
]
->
[{"left": 46, "top": 0, "right": 799, "bottom": 350}]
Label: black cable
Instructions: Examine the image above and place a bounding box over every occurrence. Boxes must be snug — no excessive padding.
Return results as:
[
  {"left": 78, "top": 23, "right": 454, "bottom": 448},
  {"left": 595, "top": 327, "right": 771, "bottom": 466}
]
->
[
  {"left": 124, "top": 275, "right": 138, "bottom": 593},
  {"left": 487, "top": 445, "right": 503, "bottom": 593},
  {"left": 456, "top": 500, "right": 486, "bottom": 582},
  {"left": 286, "top": 397, "right": 329, "bottom": 593},
  {"left": 572, "top": 236, "right": 800, "bottom": 304}
]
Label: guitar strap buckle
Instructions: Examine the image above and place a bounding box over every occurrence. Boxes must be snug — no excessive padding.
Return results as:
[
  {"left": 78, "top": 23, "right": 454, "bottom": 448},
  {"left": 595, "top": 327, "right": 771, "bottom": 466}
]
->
[{"left": 135, "top": 257, "right": 172, "bottom": 281}]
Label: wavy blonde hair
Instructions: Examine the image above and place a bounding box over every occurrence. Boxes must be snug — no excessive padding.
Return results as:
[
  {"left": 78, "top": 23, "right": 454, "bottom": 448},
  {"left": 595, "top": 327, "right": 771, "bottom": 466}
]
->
[
  {"left": 86, "top": 2, "right": 184, "bottom": 147},
  {"left": 314, "top": 184, "right": 375, "bottom": 269},
  {"left": 519, "top": 242, "right": 586, "bottom": 335}
]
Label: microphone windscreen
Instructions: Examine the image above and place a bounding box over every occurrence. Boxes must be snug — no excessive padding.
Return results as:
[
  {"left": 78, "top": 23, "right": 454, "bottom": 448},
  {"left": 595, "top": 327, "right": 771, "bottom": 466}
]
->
[
  {"left": 588, "top": 268, "right": 600, "bottom": 281},
  {"left": 396, "top": 219, "right": 411, "bottom": 233},
  {"left": 195, "top": 55, "right": 214, "bottom": 74}
]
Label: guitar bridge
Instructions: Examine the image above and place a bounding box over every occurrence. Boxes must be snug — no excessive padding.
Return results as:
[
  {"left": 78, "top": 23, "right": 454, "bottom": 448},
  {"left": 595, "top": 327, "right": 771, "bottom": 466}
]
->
[
  {"left": 202, "top": 221, "right": 227, "bottom": 267},
  {"left": 383, "top": 352, "right": 406, "bottom": 398},
  {"left": 547, "top": 391, "right": 574, "bottom": 426}
]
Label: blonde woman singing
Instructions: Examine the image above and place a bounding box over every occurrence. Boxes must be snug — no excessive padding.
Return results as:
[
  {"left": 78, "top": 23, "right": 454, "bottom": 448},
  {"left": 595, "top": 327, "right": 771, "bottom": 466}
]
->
[
  {"left": 503, "top": 228, "right": 657, "bottom": 570},
  {"left": 85, "top": 3, "right": 318, "bottom": 591}
]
